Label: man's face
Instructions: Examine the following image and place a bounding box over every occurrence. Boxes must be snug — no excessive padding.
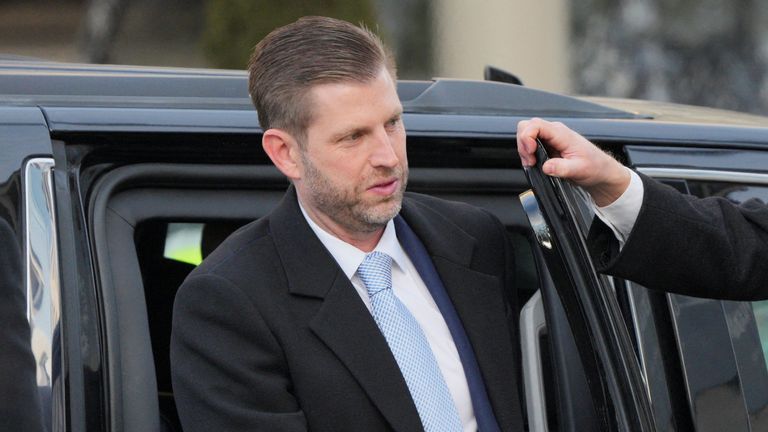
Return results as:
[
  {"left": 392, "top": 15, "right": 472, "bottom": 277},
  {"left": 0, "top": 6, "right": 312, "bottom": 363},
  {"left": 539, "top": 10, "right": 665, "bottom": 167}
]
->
[{"left": 294, "top": 67, "right": 408, "bottom": 235}]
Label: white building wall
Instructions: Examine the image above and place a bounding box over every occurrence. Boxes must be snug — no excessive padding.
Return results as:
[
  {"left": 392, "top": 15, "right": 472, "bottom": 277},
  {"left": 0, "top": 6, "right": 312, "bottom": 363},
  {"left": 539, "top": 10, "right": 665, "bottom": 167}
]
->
[{"left": 432, "top": 0, "right": 571, "bottom": 93}]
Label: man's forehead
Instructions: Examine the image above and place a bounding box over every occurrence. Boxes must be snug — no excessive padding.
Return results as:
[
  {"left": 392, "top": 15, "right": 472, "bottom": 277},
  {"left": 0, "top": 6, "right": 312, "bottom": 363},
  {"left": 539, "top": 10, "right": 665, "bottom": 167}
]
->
[
  {"left": 306, "top": 74, "right": 401, "bottom": 118},
  {"left": 307, "top": 76, "right": 395, "bottom": 98}
]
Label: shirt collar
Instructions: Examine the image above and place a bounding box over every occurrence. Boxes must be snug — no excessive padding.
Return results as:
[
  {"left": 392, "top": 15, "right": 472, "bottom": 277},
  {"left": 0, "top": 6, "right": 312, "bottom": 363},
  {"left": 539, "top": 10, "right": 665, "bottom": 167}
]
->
[{"left": 298, "top": 198, "right": 408, "bottom": 279}]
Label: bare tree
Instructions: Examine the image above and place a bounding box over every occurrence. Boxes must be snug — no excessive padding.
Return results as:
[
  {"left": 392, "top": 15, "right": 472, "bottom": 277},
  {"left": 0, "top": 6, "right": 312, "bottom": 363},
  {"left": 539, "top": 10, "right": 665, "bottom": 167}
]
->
[{"left": 80, "top": 0, "right": 128, "bottom": 63}]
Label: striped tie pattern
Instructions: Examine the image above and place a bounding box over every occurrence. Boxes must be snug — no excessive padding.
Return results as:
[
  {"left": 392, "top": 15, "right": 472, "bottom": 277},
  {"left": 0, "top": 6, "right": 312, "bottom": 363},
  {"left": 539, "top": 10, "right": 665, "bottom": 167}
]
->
[{"left": 357, "top": 251, "right": 463, "bottom": 432}]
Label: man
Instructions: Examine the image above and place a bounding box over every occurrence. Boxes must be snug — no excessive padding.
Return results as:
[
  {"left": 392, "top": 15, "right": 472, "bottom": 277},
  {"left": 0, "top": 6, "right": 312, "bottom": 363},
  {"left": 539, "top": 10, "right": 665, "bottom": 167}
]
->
[
  {"left": 171, "top": 17, "right": 522, "bottom": 432},
  {"left": 517, "top": 118, "right": 768, "bottom": 300}
]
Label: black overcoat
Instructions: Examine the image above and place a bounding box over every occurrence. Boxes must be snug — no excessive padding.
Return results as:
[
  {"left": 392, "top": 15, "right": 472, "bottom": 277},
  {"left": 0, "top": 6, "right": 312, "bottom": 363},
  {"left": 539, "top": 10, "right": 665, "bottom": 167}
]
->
[{"left": 171, "top": 188, "right": 523, "bottom": 431}]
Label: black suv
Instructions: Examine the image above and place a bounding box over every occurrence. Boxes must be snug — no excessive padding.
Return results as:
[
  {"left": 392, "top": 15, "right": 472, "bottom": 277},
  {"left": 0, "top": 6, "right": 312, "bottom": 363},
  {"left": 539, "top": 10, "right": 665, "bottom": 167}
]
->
[{"left": 2, "top": 59, "right": 768, "bottom": 432}]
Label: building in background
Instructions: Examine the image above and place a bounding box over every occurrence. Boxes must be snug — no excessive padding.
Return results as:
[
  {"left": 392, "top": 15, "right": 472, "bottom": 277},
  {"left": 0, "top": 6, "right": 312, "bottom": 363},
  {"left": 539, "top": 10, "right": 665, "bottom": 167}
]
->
[{"left": 431, "top": 0, "right": 570, "bottom": 93}]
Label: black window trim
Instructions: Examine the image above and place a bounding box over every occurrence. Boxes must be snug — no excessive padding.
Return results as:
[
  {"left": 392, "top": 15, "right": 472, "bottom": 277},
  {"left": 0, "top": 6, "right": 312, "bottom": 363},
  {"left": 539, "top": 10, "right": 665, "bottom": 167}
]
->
[{"left": 88, "top": 163, "right": 287, "bottom": 432}]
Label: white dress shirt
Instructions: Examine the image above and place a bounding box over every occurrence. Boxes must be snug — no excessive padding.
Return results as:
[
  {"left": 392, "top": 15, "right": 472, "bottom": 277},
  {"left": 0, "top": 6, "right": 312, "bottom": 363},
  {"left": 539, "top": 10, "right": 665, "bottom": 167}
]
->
[
  {"left": 592, "top": 167, "right": 645, "bottom": 246},
  {"left": 298, "top": 201, "right": 477, "bottom": 432}
]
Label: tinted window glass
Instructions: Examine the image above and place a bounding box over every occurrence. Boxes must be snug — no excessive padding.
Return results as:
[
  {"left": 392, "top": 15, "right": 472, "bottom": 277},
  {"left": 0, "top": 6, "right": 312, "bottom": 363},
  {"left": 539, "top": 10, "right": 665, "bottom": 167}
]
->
[
  {"left": 687, "top": 181, "right": 768, "bottom": 369},
  {"left": 135, "top": 219, "right": 249, "bottom": 432}
]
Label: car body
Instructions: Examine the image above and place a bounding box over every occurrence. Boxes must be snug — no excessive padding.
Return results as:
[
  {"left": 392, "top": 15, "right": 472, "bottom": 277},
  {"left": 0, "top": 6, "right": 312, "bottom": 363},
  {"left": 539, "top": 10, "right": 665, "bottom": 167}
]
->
[{"left": 1, "top": 59, "right": 767, "bottom": 431}]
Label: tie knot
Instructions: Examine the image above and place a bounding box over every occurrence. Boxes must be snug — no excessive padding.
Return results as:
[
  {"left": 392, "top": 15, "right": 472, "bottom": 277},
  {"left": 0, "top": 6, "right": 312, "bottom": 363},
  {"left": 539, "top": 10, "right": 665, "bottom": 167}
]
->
[{"left": 357, "top": 251, "right": 393, "bottom": 297}]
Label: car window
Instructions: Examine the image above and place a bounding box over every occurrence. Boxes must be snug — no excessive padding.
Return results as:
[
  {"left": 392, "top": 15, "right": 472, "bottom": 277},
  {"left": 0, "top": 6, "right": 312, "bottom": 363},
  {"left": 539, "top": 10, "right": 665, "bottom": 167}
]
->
[
  {"left": 605, "top": 176, "right": 768, "bottom": 431},
  {"left": 164, "top": 222, "right": 205, "bottom": 265},
  {"left": 134, "top": 218, "right": 250, "bottom": 431},
  {"left": 687, "top": 181, "right": 768, "bottom": 369},
  {"left": 756, "top": 304, "right": 768, "bottom": 369}
]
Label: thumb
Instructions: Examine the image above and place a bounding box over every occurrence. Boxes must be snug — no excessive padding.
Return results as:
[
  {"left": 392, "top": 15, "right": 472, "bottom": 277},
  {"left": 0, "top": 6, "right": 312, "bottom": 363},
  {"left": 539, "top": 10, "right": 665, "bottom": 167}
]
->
[{"left": 542, "top": 158, "right": 571, "bottom": 178}]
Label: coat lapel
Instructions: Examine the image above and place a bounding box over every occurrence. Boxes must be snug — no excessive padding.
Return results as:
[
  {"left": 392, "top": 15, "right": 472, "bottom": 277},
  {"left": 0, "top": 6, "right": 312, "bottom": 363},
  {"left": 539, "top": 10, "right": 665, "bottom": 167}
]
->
[
  {"left": 430, "top": 258, "right": 520, "bottom": 429},
  {"left": 309, "top": 275, "right": 423, "bottom": 431},
  {"left": 399, "top": 197, "right": 520, "bottom": 429},
  {"left": 268, "top": 187, "right": 423, "bottom": 432}
]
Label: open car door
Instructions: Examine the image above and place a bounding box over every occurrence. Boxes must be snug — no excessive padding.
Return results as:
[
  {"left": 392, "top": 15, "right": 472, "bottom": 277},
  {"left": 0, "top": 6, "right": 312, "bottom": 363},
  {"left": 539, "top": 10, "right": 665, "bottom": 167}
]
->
[{"left": 518, "top": 140, "right": 655, "bottom": 432}]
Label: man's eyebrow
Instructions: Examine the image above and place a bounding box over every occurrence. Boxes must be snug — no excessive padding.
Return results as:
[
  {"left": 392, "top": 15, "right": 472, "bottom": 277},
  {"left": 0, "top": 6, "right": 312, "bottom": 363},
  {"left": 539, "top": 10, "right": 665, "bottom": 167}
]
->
[
  {"left": 331, "top": 126, "right": 369, "bottom": 141},
  {"left": 331, "top": 110, "right": 403, "bottom": 141}
]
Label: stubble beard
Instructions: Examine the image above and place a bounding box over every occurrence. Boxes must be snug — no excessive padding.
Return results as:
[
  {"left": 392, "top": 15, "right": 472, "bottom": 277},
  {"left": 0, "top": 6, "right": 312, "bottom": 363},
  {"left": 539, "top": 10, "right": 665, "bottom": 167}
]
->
[{"left": 301, "top": 152, "right": 408, "bottom": 234}]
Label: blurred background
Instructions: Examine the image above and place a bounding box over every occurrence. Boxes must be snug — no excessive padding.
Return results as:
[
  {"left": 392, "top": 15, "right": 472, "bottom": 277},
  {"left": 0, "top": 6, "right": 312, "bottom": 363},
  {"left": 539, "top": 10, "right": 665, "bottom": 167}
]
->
[{"left": 2, "top": 0, "right": 767, "bottom": 115}]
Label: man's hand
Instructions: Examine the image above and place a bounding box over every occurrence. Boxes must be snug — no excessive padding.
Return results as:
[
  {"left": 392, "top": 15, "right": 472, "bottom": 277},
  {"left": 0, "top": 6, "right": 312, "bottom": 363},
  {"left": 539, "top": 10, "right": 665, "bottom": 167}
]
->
[{"left": 517, "top": 118, "right": 631, "bottom": 207}]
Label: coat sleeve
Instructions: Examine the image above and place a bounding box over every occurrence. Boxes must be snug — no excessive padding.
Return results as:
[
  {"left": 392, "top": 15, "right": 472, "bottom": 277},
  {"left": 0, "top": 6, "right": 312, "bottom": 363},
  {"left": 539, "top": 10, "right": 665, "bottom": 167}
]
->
[
  {"left": 588, "top": 172, "right": 768, "bottom": 300},
  {"left": 170, "top": 273, "right": 307, "bottom": 432}
]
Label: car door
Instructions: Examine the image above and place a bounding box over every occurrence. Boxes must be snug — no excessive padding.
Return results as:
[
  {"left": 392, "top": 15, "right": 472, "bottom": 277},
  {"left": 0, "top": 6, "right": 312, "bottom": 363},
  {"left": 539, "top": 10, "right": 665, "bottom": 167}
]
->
[
  {"left": 620, "top": 145, "right": 768, "bottom": 432},
  {"left": 518, "top": 141, "right": 655, "bottom": 432}
]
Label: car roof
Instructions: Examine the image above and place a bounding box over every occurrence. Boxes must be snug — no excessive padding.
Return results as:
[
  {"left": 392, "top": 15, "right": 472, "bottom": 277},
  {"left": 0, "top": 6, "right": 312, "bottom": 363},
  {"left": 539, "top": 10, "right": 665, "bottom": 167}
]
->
[
  {"left": 1, "top": 59, "right": 764, "bottom": 125},
  {"left": 2, "top": 59, "right": 767, "bottom": 149},
  {"left": 585, "top": 97, "right": 768, "bottom": 128},
  {"left": 3, "top": 59, "right": 629, "bottom": 117},
  {"left": 0, "top": 59, "right": 253, "bottom": 110}
]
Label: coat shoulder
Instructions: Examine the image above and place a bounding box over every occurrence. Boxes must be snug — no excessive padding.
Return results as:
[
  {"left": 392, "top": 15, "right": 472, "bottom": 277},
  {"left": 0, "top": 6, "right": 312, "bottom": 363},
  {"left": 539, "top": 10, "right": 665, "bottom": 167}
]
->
[
  {"left": 403, "top": 192, "right": 503, "bottom": 235},
  {"left": 188, "top": 216, "right": 277, "bottom": 283}
]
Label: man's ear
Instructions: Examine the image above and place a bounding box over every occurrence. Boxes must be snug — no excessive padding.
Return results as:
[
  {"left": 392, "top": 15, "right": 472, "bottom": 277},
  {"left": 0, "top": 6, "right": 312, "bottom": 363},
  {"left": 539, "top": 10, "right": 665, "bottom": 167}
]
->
[{"left": 262, "top": 129, "right": 302, "bottom": 180}]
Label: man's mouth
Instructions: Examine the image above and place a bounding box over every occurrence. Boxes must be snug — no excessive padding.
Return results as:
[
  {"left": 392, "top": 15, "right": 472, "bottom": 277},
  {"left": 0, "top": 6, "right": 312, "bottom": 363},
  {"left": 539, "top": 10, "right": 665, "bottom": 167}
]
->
[{"left": 367, "top": 178, "right": 399, "bottom": 196}]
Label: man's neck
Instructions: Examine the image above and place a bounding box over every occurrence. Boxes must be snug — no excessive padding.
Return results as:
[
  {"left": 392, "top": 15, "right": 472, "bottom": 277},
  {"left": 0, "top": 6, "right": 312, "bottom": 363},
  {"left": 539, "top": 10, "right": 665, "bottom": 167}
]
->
[{"left": 298, "top": 199, "right": 384, "bottom": 252}]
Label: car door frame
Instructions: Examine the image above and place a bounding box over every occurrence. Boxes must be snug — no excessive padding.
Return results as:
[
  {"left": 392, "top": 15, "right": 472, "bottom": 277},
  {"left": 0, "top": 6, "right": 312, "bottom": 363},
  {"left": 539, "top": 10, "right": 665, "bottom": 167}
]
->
[
  {"left": 520, "top": 142, "right": 655, "bottom": 432},
  {"left": 626, "top": 145, "right": 768, "bottom": 431}
]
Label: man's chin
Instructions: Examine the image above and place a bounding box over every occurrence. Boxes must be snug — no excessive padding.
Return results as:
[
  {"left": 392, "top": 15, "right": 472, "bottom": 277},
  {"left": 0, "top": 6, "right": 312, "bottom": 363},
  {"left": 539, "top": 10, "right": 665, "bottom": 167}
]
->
[{"left": 357, "top": 200, "right": 402, "bottom": 226}]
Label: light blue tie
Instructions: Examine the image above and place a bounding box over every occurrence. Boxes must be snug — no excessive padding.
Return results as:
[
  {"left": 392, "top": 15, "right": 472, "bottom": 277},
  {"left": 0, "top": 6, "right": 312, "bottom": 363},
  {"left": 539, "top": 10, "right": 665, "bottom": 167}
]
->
[{"left": 357, "top": 251, "right": 463, "bottom": 432}]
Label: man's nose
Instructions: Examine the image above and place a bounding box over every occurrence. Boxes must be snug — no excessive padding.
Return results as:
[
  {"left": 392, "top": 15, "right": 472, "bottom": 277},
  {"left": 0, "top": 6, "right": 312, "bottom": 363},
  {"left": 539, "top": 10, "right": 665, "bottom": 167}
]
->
[{"left": 369, "top": 128, "right": 399, "bottom": 168}]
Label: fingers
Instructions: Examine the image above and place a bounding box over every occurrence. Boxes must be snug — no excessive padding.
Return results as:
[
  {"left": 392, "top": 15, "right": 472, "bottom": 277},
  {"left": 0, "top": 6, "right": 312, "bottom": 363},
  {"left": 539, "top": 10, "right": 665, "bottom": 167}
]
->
[
  {"left": 516, "top": 119, "right": 539, "bottom": 166},
  {"left": 517, "top": 118, "right": 577, "bottom": 165},
  {"left": 517, "top": 118, "right": 596, "bottom": 179},
  {"left": 516, "top": 119, "right": 629, "bottom": 203}
]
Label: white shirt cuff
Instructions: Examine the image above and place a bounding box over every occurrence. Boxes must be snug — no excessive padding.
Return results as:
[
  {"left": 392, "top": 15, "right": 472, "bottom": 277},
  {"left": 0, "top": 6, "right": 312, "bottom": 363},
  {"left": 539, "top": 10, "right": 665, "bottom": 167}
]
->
[{"left": 592, "top": 168, "right": 644, "bottom": 245}]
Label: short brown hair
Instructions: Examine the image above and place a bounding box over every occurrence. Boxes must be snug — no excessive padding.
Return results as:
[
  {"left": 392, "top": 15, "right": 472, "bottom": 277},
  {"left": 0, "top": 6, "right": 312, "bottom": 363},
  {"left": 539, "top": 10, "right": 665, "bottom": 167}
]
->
[{"left": 248, "top": 16, "right": 396, "bottom": 143}]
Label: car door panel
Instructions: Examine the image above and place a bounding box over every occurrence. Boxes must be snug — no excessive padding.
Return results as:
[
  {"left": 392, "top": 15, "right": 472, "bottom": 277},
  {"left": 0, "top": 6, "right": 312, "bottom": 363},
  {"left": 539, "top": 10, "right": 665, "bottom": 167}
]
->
[
  {"left": 519, "top": 142, "right": 654, "bottom": 432},
  {"left": 624, "top": 146, "right": 768, "bottom": 431}
]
